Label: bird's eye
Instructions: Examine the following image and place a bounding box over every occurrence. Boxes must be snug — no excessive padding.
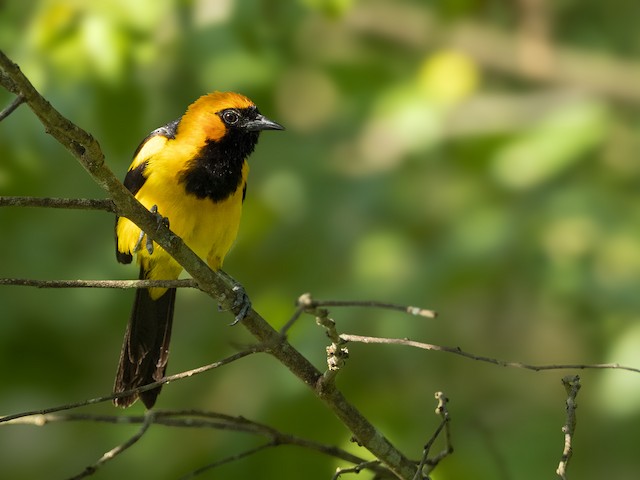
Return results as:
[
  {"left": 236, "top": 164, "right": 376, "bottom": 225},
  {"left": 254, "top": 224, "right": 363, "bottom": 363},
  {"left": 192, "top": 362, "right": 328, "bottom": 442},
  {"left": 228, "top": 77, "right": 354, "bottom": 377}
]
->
[{"left": 222, "top": 110, "right": 240, "bottom": 125}]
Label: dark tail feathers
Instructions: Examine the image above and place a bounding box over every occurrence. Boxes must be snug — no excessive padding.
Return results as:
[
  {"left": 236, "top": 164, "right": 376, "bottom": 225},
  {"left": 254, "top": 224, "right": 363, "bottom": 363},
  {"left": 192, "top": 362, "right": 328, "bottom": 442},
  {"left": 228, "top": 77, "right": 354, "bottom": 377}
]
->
[{"left": 113, "top": 267, "right": 176, "bottom": 409}]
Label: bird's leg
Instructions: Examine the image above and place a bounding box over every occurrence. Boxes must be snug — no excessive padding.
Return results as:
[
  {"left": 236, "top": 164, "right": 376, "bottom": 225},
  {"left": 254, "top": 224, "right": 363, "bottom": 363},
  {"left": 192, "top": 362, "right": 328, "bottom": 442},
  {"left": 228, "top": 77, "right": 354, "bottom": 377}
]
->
[
  {"left": 217, "top": 270, "right": 252, "bottom": 325},
  {"left": 133, "top": 205, "right": 170, "bottom": 255}
]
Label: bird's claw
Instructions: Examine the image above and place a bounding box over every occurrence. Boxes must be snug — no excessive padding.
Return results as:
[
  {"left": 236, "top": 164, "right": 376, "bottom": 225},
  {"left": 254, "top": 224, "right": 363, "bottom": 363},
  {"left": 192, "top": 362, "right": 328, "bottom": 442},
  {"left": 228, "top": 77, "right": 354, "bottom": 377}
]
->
[
  {"left": 216, "top": 273, "right": 252, "bottom": 325},
  {"left": 133, "top": 205, "right": 169, "bottom": 255},
  {"left": 229, "top": 284, "right": 252, "bottom": 325}
]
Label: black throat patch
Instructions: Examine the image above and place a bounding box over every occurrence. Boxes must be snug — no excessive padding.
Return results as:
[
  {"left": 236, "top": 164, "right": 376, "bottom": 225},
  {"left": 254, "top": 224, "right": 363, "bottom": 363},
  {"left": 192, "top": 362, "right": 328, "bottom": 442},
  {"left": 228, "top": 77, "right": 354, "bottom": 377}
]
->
[{"left": 180, "top": 128, "right": 259, "bottom": 202}]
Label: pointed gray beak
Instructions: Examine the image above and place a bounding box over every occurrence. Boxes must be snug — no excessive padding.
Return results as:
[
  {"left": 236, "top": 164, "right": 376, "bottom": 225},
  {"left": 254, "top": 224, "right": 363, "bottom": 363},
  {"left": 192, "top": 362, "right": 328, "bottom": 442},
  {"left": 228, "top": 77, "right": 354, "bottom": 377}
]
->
[{"left": 244, "top": 114, "right": 285, "bottom": 132}]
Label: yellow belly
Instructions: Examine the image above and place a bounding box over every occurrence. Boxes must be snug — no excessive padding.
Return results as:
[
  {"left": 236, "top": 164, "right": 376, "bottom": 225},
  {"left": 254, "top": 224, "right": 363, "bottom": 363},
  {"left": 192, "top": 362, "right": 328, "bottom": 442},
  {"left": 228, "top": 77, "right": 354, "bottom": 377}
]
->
[{"left": 117, "top": 163, "right": 248, "bottom": 299}]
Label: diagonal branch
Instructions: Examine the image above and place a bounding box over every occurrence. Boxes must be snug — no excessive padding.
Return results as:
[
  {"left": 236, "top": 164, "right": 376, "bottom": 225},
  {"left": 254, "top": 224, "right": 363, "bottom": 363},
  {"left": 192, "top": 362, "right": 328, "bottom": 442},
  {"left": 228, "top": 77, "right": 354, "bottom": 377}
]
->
[
  {"left": 67, "top": 411, "right": 155, "bottom": 480},
  {"left": 0, "top": 93, "right": 25, "bottom": 121},
  {"left": 179, "top": 442, "right": 275, "bottom": 479},
  {"left": 0, "top": 50, "right": 418, "bottom": 479},
  {"left": 0, "top": 348, "right": 261, "bottom": 424}
]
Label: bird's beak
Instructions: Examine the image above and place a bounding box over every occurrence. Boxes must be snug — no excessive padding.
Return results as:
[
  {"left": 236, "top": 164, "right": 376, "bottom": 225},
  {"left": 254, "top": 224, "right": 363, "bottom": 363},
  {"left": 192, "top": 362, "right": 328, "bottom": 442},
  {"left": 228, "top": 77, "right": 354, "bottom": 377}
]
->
[{"left": 244, "top": 114, "right": 285, "bottom": 132}]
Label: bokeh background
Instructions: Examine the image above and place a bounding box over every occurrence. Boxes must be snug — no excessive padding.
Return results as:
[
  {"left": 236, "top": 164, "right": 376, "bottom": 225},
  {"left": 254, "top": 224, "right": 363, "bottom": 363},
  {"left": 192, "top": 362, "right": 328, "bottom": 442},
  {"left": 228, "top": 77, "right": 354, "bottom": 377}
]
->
[{"left": 2, "top": 0, "right": 640, "bottom": 478}]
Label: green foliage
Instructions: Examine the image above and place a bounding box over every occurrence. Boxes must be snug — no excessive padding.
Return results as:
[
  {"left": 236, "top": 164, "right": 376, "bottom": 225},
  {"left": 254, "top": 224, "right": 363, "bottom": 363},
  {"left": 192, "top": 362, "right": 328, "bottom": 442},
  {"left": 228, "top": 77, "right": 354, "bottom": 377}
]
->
[{"left": 2, "top": 1, "right": 640, "bottom": 478}]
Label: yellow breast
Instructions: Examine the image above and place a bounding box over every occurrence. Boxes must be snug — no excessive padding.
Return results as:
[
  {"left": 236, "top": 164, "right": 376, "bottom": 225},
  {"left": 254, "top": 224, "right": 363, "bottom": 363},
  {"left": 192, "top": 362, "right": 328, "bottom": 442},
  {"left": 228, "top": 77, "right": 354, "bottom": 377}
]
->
[{"left": 116, "top": 160, "right": 249, "bottom": 297}]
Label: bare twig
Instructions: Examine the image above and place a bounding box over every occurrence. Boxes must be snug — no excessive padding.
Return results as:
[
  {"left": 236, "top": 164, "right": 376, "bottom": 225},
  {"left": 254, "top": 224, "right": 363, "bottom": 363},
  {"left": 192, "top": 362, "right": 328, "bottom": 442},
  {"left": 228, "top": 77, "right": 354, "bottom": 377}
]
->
[
  {"left": 0, "top": 196, "right": 115, "bottom": 212},
  {"left": 414, "top": 392, "right": 453, "bottom": 479},
  {"left": 280, "top": 303, "right": 306, "bottom": 335},
  {"left": 425, "top": 392, "right": 453, "bottom": 471},
  {"left": 0, "top": 93, "right": 24, "bottom": 121},
  {"left": 67, "top": 411, "right": 155, "bottom": 480},
  {"left": 340, "top": 334, "right": 640, "bottom": 374},
  {"left": 556, "top": 375, "right": 581, "bottom": 479},
  {"left": 281, "top": 293, "right": 437, "bottom": 336},
  {"left": 0, "top": 348, "right": 261, "bottom": 424},
  {"left": 299, "top": 293, "right": 437, "bottom": 319},
  {"left": 180, "top": 442, "right": 275, "bottom": 479},
  {"left": 0, "top": 278, "right": 198, "bottom": 289},
  {"left": 332, "top": 460, "right": 383, "bottom": 479}
]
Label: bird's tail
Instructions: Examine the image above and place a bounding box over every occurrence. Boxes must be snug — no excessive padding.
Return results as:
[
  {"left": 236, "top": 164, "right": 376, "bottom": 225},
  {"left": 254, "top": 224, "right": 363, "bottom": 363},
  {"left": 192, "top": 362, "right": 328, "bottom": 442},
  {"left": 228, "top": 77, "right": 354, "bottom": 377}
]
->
[{"left": 113, "top": 266, "right": 176, "bottom": 409}]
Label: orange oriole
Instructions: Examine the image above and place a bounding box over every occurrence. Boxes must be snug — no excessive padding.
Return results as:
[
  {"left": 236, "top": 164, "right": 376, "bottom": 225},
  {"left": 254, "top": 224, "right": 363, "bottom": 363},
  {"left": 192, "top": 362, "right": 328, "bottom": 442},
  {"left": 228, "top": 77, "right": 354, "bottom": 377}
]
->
[{"left": 113, "top": 91, "right": 283, "bottom": 408}]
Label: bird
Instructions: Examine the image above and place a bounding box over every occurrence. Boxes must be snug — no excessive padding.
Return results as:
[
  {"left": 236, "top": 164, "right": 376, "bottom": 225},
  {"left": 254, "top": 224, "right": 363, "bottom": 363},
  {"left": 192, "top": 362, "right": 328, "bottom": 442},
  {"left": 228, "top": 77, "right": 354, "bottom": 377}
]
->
[{"left": 113, "top": 91, "right": 284, "bottom": 409}]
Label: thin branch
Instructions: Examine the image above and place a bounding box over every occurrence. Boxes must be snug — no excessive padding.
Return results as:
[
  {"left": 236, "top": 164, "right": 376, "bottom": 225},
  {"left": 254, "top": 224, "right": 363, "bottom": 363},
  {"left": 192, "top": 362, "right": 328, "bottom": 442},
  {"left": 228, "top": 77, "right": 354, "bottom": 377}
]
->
[
  {"left": 0, "top": 278, "right": 198, "bottom": 289},
  {"left": 179, "top": 442, "right": 275, "bottom": 479},
  {"left": 298, "top": 293, "right": 437, "bottom": 319},
  {"left": 280, "top": 293, "right": 437, "bottom": 336},
  {"left": 556, "top": 375, "right": 581, "bottom": 479},
  {"left": 0, "top": 348, "right": 261, "bottom": 424},
  {"left": 67, "top": 411, "right": 155, "bottom": 480},
  {"left": 424, "top": 392, "right": 453, "bottom": 472},
  {"left": 0, "top": 196, "right": 115, "bottom": 212},
  {"left": 333, "top": 460, "right": 383, "bottom": 480},
  {"left": 279, "top": 303, "right": 306, "bottom": 335},
  {"left": 156, "top": 410, "right": 373, "bottom": 467},
  {"left": 0, "top": 93, "right": 24, "bottom": 121},
  {"left": 413, "top": 392, "right": 453, "bottom": 479},
  {"left": 6, "top": 409, "right": 386, "bottom": 476},
  {"left": 340, "top": 334, "right": 640, "bottom": 374}
]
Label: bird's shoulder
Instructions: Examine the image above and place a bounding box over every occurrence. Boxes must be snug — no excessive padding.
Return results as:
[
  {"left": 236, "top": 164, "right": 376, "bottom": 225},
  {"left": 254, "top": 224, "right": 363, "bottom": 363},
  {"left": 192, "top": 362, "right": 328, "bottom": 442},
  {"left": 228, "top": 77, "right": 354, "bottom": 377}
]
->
[
  {"left": 123, "top": 118, "right": 181, "bottom": 195},
  {"left": 130, "top": 118, "right": 180, "bottom": 167}
]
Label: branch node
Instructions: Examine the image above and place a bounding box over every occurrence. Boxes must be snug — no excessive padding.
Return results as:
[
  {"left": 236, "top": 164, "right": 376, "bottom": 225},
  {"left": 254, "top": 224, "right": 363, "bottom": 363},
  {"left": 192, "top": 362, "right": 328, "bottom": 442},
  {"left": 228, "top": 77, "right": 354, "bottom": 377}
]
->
[
  {"left": 312, "top": 306, "right": 349, "bottom": 379},
  {"left": 297, "top": 292, "right": 314, "bottom": 309}
]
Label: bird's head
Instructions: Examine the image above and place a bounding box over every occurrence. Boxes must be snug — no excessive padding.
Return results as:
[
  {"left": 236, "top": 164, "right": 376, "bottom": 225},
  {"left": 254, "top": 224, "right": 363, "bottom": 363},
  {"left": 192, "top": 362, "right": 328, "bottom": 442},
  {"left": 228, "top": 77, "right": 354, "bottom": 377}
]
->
[{"left": 181, "top": 91, "right": 284, "bottom": 143}]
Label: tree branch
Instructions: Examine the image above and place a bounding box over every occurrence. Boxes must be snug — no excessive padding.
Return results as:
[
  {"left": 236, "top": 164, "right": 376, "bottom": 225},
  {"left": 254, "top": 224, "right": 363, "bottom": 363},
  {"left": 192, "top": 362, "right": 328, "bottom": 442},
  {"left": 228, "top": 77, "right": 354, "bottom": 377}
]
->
[
  {"left": 67, "top": 411, "right": 155, "bottom": 480},
  {"left": 179, "top": 442, "right": 275, "bottom": 479},
  {"left": 0, "top": 50, "right": 418, "bottom": 479},
  {"left": 339, "top": 334, "right": 640, "bottom": 374},
  {"left": 0, "top": 278, "right": 198, "bottom": 289},
  {"left": 7, "top": 409, "right": 392, "bottom": 478},
  {"left": 0, "top": 196, "right": 115, "bottom": 212},
  {"left": 298, "top": 293, "right": 437, "bottom": 318},
  {"left": 418, "top": 392, "right": 453, "bottom": 476},
  {"left": 0, "top": 348, "right": 261, "bottom": 424},
  {"left": 281, "top": 293, "right": 437, "bottom": 336}
]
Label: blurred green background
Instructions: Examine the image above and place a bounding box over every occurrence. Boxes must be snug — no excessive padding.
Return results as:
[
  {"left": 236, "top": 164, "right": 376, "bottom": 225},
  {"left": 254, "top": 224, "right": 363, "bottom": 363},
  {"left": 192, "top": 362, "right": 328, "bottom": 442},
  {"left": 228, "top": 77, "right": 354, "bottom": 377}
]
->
[{"left": 2, "top": 0, "right": 640, "bottom": 478}]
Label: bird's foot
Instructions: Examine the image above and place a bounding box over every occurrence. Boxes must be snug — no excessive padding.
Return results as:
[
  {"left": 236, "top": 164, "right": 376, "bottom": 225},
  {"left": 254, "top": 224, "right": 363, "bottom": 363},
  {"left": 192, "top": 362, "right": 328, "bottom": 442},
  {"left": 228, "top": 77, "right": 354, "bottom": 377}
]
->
[
  {"left": 217, "top": 271, "right": 252, "bottom": 325},
  {"left": 133, "top": 205, "right": 170, "bottom": 255},
  {"left": 229, "top": 283, "right": 252, "bottom": 325}
]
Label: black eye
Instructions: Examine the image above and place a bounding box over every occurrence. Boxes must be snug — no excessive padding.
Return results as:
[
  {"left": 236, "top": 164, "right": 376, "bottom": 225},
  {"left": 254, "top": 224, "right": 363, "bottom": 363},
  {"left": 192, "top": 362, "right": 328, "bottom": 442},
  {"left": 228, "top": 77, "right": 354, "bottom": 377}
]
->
[{"left": 222, "top": 110, "right": 240, "bottom": 125}]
